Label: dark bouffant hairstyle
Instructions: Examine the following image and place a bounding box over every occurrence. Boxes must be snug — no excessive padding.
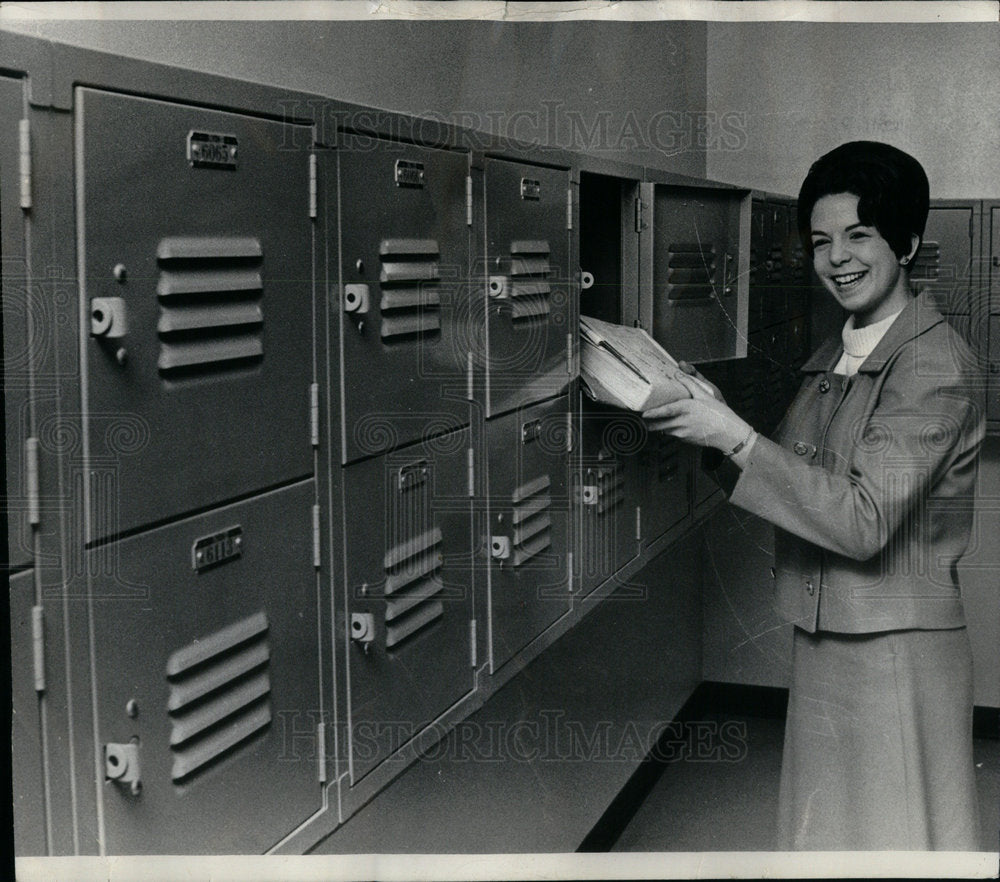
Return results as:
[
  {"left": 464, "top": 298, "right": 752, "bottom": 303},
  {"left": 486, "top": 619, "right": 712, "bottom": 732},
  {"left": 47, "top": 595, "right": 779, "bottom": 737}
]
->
[{"left": 797, "top": 141, "right": 929, "bottom": 260}]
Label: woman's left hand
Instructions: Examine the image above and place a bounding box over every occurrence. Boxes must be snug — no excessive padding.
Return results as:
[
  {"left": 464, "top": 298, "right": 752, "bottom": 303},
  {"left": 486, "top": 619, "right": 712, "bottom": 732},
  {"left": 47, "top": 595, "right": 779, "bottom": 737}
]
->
[{"left": 643, "top": 374, "right": 753, "bottom": 452}]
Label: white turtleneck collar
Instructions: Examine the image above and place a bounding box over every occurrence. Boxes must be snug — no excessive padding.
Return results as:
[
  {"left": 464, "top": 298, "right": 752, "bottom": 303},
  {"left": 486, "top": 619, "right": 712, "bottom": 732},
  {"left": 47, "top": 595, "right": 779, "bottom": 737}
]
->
[{"left": 833, "top": 308, "right": 904, "bottom": 377}]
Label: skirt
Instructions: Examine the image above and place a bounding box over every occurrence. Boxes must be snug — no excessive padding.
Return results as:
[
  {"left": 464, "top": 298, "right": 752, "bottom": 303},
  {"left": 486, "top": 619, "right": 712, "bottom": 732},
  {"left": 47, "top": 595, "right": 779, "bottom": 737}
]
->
[{"left": 776, "top": 626, "right": 981, "bottom": 851}]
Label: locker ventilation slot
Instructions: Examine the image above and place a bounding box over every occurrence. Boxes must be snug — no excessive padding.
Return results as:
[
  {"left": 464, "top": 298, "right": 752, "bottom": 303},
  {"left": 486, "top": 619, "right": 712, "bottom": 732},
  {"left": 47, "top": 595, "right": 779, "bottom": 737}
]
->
[
  {"left": 594, "top": 465, "right": 624, "bottom": 516},
  {"left": 379, "top": 239, "right": 442, "bottom": 340},
  {"left": 156, "top": 237, "right": 264, "bottom": 377},
  {"left": 766, "top": 247, "right": 783, "bottom": 282},
  {"left": 509, "top": 240, "right": 551, "bottom": 320},
  {"left": 656, "top": 439, "right": 681, "bottom": 482},
  {"left": 166, "top": 612, "right": 272, "bottom": 784},
  {"left": 911, "top": 241, "right": 941, "bottom": 281},
  {"left": 384, "top": 526, "right": 444, "bottom": 649},
  {"left": 666, "top": 243, "right": 716, "bottom": 301},
  {"left": 511, "top": 474, "right": 552, "bottom": 566}
]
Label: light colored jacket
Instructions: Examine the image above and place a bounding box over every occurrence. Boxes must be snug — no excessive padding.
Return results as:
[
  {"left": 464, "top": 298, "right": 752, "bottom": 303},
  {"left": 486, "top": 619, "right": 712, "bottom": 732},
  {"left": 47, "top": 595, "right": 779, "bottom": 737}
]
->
[{"left": 711, "top": 292, "right": 986, "bottom": 633}]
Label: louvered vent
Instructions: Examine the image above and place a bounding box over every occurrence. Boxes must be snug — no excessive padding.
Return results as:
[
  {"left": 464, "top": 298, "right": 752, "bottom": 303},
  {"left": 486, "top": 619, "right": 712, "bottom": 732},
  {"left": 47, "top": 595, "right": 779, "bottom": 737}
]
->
[
  {"left": 766, "top": 246, "right": 783, "bottom": 283},
  {"left": 384, "top": 527, "right": 444, "bottom": 649},
  {"left": 790, "top": 241, "right": 807, "bottom": 283},
  {"left": 511, "top": 474, "right": 552, "bottom": 566},
  {"left": 166, "top": 612, "right": 271, "bottom": 784},
  {"left": 911, "top": 241, "right": 941, "bottom": 281},
  {"left": 509, "top": 240, "right": 551, "bottom": 320},
  {"left": 666, "top": 243, "right": 716, "bottom": 300},
  {"left": 585, "top": 462, "right": 624, "bottom": 517},
  {"left": 156, "top": 237, "right": 264, "bottom": 376},
  {"left": 379, "top": 239, "right": 441, "bottom": 340},
  {"left": 656, "top": 438, "right": 681, "bottom": 483}
]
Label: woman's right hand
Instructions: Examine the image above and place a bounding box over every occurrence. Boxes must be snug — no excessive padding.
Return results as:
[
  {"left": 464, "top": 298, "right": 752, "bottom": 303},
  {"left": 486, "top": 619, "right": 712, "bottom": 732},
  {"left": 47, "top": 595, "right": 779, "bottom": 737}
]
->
[{"left": 677, "top": 361, "right": 725, "bottom": 403}]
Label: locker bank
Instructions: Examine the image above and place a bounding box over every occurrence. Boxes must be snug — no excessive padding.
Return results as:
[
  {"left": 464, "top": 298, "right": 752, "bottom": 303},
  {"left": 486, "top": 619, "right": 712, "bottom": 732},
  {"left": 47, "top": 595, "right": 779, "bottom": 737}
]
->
[{"left": 2, "top": 22, "right": 998, "bottom": 858}]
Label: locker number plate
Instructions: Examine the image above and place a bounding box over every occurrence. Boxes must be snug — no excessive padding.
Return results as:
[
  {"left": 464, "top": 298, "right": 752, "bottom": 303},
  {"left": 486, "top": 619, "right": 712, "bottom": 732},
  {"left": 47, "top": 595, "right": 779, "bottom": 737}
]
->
[
  {"left": 520, "top": 178, "right": 541, "bottom": 200},
  {"left": 187, "top": 131, "right": 239, "bottom": 169},
  {"left": 192, "top": 526, "right": 243, "bottom": 572},
  {"left": 395, "top": 159, "right": 426, "bottom": 188}
]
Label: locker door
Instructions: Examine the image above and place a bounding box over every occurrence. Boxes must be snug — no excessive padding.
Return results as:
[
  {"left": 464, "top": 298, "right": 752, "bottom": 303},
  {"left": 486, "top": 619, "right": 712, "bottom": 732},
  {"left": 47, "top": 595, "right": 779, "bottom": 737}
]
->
[
  {"left": 784, "top": 203, "right": 811, "bottom": 319},
  {"left": 76, "top": 88, "right": 314, "bottom": 540},
  {"left": 2, "top": 75, "right": 32, "bottom": 569},
  {"left": 482, "top": 159, "right": 573, "bottom": 418},
  {"left": 913, "top": 203, "right": 978, "bottom": 315},
  {"left": 747, "top": 198, "right": 769, "bottom": 333},
  {"left": 762, "top": 202, "right": 788, "bottom": 328},
  {"left": 91, "top": 483, "right": 322, "bottom": 853},
  {"left": 990, "top": 204, "right": 1000, "bottom": 423},
  {"left": 343, "top": 432, "right": 473, "bottom": 783},
  {"left": 577, "top": 402, "right": 642, "bottom": 595},
  {"left": 637, "top": 433, "right": 689, "bottom": 545},
  {"left": 643, "top": 184, "right": 743, "bottom": 363},
  {"left": 338, "top": 137, "right": 471, "bottom": 464},
  {"left": 486, "top": 396, "right": 572, "bottom": 671}
]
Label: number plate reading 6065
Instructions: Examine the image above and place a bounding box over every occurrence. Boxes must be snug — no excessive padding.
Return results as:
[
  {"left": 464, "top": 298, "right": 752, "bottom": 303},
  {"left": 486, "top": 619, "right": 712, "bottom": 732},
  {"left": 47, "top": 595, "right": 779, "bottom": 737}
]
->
[{"left": 192, "top": 526, "right": 243, "bottom": 572}]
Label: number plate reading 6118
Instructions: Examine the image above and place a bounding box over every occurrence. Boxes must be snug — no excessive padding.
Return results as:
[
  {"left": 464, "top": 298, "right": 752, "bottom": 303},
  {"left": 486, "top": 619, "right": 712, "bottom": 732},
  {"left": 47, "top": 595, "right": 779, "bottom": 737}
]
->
[{"left": 192, "top": 526, "right": 243, "bottom": 572}]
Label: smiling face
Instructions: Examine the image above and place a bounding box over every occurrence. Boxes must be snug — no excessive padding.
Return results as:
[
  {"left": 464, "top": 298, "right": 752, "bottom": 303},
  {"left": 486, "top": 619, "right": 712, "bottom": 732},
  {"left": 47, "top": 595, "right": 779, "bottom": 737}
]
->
[{"left": 810, "top": 192, "right": 919, "bottom": 328}]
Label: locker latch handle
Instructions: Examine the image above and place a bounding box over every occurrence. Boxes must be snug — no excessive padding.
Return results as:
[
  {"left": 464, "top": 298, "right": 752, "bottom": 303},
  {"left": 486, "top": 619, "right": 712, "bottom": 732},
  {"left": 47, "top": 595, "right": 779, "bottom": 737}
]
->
[
  {"left": 91, "top": 297, "right": 128, "bottom": 339},
  {"left": 351, "top": 613, "right": 375, "bottom": 652},
  {"left": 105, "top": 740, "right": 141, "bottom": 796}
]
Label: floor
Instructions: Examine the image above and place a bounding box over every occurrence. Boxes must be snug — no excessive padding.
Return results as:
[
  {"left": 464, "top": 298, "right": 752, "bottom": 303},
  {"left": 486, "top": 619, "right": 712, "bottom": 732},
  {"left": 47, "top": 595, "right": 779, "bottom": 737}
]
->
[{"left": 610, "top": 710, "right": 1000, "bottom": 852}]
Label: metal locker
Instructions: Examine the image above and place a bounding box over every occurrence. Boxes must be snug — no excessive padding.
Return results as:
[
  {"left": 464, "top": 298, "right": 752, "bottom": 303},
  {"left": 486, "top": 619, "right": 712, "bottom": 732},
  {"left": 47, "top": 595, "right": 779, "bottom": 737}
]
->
[
  {"left": 990, "top": 203, "right": 1000, "bottom": 423},
  {"left": 485, "top": 396, "right": 572, "bottom": 672},
  {"left": 990, "top": 315, "right": 1000, "bottom": 424},
  {"left": 747, "top": 198, "right": 770, "bottom": 333},
  {"left": 577, "top": 402, "right": 643, "bottom": 596},
  {"left": 2, "top": 75, "right": 33, "bottom": 570},
  {"left": 912, "top": 202, "right": 980, "bottom": 316},
  {"left": 762, "top": 202, "right": 789, "bottom": 328},
  {"left": 89, "top": 482, "right": 322, "bottom": 854},
  {"left": 636, "top": 433, "right": 690, "bottom": 545},
  {"left": 342, "top": 430, "right": 474, "bottom": 783},
  {"left": 337, "top": 136, "right": 471, "bottom": 464},
  {"left": 640, "top": 183, "right": 748, "bottom": 364},
  {"left": 75, "top": 88, "right": 314, "bottom": 540},
  {"left": 481, "top": 159, "right": 574, "bottom": 418},
  {"left": 784, "top": 203, "right": 811, "bottom": 319}
]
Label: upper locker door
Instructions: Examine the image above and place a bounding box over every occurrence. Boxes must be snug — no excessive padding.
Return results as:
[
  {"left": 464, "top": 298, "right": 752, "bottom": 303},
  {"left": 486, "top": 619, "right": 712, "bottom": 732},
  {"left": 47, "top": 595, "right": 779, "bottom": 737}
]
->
[
  {"left": 642, "top": 184, "right": 744, "bottom": 364},
  {"left": 76, "top": 88, "right": 314, "bottom": 540},
  {"left": 1, "top": 75, "right": 32, "bottom": 569},
  {"left": 482, "top": 159, "right": 573, "bottom": 418},
  {"left": 337, "top": 136, "right": 471, "bottom": 464},
  {"left": 912, "top": 202, "right": 982, "bottom": 349}
]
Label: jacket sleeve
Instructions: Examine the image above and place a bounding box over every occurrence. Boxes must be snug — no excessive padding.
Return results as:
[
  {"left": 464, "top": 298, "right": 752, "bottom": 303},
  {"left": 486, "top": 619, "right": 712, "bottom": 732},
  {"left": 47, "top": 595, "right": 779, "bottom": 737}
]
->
[{"left": 719, "top": 345, "right": 985, "bottom": 562}]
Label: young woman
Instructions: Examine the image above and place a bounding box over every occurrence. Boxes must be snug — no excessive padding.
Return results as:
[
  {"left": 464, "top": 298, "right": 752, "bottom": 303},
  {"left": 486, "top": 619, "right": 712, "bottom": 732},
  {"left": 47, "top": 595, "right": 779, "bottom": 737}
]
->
[{"left": 645, "top": 141, "right": 985, "bottom": 851}]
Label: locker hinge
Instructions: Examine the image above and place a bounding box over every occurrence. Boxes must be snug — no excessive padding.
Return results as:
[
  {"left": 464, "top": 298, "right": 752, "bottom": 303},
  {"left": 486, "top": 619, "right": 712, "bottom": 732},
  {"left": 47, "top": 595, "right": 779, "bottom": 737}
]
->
[
  {"left": 32, "top": 606, "right": 45, "bottom": 693},
  {"left": 566, "top": 411, "right": 573, "bottom": 452},
  {"left": 567, "top": 187, "right": 573, "bottom": 230},
  {"left": 312, "top": 504, "right": 321, "bottom": 568},
  {"left": 467, "top": 448, "right": 475, "bottom": 497},
  {"left": 466, "top": 175, "right": 473, "bottom": 227},
  {"left": 19, "top": 119, "right": 31, "bottom": 210},
  {"left": 635, "top": 506, "right": 642, "bottom": 542},
  {"left": 317, "top": 720, "right": 327, "bottom": 783},
  {"left": 467, "top": 351, "right": 474, "bottom": 401},
  {"left": 634, "top": 197, "right": 644, "bottom": 233},
  {"left": 567, "top": 551, "right": 574, "bottom": 594},
  {"left": 309, "top": 153, "right": 318, "bottom": 219},
  {"left": 566, "top": 332, "right": 574, "bottom": 375},
  {"left": 26, "top": 437, "right": 39, "bottom": 526},
  {"left": 470, "top": 619, "right": 477, "bottom": 667},
  {"left": 310, "top": 383, "right": 319, "bottom": 447}
]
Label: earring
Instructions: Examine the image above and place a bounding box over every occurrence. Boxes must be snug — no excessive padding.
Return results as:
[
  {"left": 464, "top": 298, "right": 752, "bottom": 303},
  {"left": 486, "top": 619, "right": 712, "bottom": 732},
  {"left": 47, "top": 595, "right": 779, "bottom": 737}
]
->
[{"left": 900, "top": 257, "right": 910, "bottom": 265}]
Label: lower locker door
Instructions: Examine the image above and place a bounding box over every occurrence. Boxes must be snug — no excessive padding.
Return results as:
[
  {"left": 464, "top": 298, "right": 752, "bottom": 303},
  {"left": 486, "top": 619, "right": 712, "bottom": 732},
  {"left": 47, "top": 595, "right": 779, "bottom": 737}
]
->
[
  {"left": 91, "top": 482, "right": 321, "bottom": 854},
  {"left": 343, "top": 432, "right": 474, "bottom": 784},
  {"left": 578, "top": 404, "right": 643, "bottom": 595},
  {"left": 487, "top": 396, "right": 572, "bottom": 671}
]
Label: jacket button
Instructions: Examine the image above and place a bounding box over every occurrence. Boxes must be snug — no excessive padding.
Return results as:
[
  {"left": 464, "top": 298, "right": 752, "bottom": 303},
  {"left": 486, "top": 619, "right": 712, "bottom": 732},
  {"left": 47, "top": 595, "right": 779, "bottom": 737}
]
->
[
  {"left": 805, "top": 579, "right": 814, "bottom": 595},
  {"left": 793, "top": 441, "right": 809, "bottom": 456},
  {"left": 818, "top": 378, "right": 830, "bottom": 393}
]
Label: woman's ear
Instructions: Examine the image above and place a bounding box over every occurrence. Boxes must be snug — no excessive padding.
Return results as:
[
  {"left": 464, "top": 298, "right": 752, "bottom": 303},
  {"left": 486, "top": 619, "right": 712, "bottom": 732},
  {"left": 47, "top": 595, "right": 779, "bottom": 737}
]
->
[{"left": 901, "top": 233, "right": 920, "bottom": 267}]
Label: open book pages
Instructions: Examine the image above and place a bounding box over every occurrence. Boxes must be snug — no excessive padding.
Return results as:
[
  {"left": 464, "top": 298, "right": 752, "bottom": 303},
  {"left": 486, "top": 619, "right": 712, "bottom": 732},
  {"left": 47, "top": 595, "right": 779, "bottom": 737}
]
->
[{"left": 579, "top": 315, "right": 712, "bottom": 412}]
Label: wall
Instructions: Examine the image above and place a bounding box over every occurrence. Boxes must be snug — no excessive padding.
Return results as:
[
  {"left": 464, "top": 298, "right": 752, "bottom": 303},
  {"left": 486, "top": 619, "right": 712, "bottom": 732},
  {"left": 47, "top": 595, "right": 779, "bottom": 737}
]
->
[
  {"left": 0, "top": 18, "right": 709, "bottom": 178},
  {"left": 705, "top": 22, "right": 1000, "bottom": 199}
]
